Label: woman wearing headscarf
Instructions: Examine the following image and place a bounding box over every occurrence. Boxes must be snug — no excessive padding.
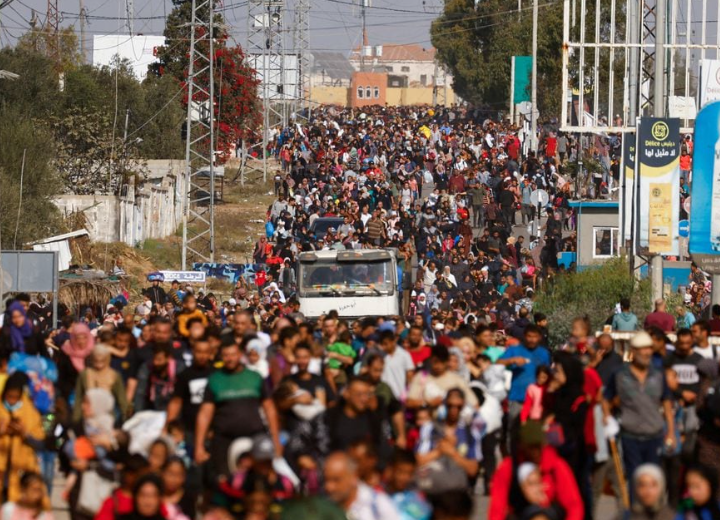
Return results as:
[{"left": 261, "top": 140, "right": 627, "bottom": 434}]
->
[
  {"left": 56, "top": 323, "right": 95, "bottom": 423},
  {"left": 616, "top": 464, "right": 674, "bottom": 520},
  {"left": 0, "top": 301, "right": 43, "bottom": 354},
  {"left": 545, "top": 351, "right": 590, "bottom": 518},
  {"left": 448, "top": 346, "right": 470, "bottom": 383},
  {"left": 0, "top": 372, "right": 45, "bottom": 502},
  {"left": 72, "top": 344, "right": 127, "bottom": 423}
]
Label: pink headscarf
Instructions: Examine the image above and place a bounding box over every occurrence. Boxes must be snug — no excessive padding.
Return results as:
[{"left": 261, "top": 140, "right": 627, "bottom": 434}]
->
[{"left": 62, "top": 323, "right": 96, "bottom": 372}]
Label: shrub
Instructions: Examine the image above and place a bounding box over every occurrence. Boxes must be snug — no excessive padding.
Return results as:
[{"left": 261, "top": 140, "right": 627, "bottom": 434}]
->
[{"left": 533, "top": 257, "right": 651, "bottom": 348}]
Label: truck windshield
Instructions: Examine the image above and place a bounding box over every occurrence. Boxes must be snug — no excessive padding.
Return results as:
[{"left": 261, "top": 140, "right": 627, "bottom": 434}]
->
[{"left": 298, "top": 259, "right": 394, "bottom": 296}]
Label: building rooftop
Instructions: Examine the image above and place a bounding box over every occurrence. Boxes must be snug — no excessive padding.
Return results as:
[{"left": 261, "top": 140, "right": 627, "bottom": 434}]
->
[{"left": 350, "top": 44, "right": 437, "bottom": 63}]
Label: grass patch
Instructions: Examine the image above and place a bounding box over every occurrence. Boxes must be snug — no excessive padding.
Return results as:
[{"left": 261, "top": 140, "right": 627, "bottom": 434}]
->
[{"left": 138, "top": 237, "right": 182, "bottom": 269}]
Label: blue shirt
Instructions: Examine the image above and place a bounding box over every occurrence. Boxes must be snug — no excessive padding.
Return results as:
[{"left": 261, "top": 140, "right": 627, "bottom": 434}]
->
[
  {"left": 391, "top": 490, "right": 432, "bottom": 520},
  {"left": 500, "top": 345, "right": 552, "bottom": 402}
]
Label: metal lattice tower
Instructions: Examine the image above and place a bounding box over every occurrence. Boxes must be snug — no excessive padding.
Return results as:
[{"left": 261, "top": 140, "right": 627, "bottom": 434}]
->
[
  {"left": 181, "top": 0, "right": 215, "bottom": 269},
  {"left": 248, "top": 0, "right": 286, "bottom": 181},
  {"left": 559, "top": 0, "right": 719, "bottom": 133},
  {"left": 639, "top": 0, "right": 658, "bottom": 114},
  {"left": 46, "top": 0, "right": 60, "bottom": 68},
  {"left": 293, "top": 0, "right": 310, "bottom": 119}
]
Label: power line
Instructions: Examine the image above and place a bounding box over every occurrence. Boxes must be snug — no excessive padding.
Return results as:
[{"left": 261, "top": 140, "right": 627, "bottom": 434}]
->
[
  {"left": 56, "top": 1, "right": 248, "bottom": 21},
  {"left": 320, "top": 0, "right": 441, "bottom": 15}
]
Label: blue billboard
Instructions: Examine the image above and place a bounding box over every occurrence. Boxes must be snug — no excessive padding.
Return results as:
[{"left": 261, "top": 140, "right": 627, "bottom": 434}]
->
[{"left": 689, "top": 101, "right": 720, "bottom": 273}]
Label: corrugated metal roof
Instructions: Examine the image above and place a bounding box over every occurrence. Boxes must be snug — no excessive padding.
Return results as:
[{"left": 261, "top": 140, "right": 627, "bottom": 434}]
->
[{"left": 311, "top": 52, "right": 355, "bottom": 80}]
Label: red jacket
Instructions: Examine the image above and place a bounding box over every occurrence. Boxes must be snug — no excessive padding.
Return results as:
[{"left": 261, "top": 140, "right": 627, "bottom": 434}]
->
[
  {"left": 489, "top": 446, "right": 584, "bottom": 520},
  {"left": 95, "top": 489, "right": 169, "bottom": 520}
]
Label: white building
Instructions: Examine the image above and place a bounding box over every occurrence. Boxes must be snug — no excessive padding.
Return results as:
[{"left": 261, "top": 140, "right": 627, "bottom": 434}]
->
[{"left": 92, "top": 35, "right": 165, "bottom": 80}]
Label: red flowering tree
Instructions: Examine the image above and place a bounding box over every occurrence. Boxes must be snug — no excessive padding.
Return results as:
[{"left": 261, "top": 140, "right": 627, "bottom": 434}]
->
[
  {"left": 212, "top": 45, "right": 261, "bottom": 159},
  {"left": 151, "top": 0, "right": 260, "bottom": 162}
]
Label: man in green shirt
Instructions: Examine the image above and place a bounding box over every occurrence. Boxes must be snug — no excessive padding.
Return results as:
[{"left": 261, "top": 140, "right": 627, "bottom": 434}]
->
[{"left": 195, "top": 340, "right": 282, "bottom": 477}]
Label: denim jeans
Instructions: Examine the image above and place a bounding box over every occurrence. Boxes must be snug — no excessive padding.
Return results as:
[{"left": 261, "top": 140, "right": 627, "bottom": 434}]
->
[
  {"left": 38, "top": 450, "right": 56, "bottom": 495},
  {"left": 620, "top": 434, "right": 663, "bottom": 501}
]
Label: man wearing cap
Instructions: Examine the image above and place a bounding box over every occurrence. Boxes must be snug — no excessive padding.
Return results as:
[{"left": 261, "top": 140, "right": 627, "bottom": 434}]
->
[
  {"left": 145, "top": 279, "right": 167, "bottom": 307},
  {"left": 603, "top": 330, "right": 675, "bottom": 488}
]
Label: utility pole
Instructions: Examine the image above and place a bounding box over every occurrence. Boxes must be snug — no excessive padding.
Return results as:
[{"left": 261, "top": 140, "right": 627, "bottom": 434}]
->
[
  {"left": 295, "top": 0, "right": 310, "bottom": 118},
  {"left": 360, "top": 0, "right": 368, "bottom": 71},
  {"left": 530, "top": 0, "right": 538, "bottom": 152},
  {"left": 181, "top": 0, "right": 216, "bottom": 269},
  {"left": 650, "top": 0, "right": 666, "bottom": 303},
  {"left": 125, "top": 0, "right": 134, "bottom": 35},
  {"left": 123, "top": 109, "right": 130, "bottom": 142},
  {"left": 79, "top": 0, "right": 87, "bottom": 64},
  {"left": 510, "top": 56, "right": 515, "bottom": 124}
]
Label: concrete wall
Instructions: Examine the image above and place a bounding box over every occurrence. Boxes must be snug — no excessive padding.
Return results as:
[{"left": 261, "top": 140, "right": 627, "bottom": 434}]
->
[
  {"left": 310, "top": 85, "right": 455, "bottom": 107},
  {"left": 386, "top": 87, "right": 455, "bottom": 106},
  {"left": 310, "top": 86, "right": 350, "bottom": 106},
  {"left": 54, "top": 160, "right": 187, "bottom": 246}
]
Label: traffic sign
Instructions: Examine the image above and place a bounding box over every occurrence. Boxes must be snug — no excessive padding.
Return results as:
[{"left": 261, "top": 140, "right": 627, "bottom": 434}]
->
[
  {"left": 530, "top": 189, "right": 549, "bottom": 207},
  {"left": 679, "top": 220, "right": 690, "bottom": 238}
]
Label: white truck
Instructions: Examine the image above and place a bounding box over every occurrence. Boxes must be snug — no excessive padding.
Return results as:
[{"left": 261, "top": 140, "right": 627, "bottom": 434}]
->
[{"left": 296, "top": 249, "right": 399, "bottom": 320}]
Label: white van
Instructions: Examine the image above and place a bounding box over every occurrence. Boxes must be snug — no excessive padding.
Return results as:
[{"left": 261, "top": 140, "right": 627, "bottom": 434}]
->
[{"left": 297, "top": 249, "right": 399, "bottom": 320}]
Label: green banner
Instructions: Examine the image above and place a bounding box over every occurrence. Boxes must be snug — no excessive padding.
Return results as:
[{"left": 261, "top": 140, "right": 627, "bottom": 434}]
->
[{"left": 513, "top": 56, "right": 532, "bottom": 103}]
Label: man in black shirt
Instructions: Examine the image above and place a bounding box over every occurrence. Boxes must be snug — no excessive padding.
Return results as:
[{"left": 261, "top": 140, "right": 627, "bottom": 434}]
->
[
  {"left": 164, "top": 336, "right": 215, "bottom": 454},
  {"left": 498, "top": 187, "right": 516, "bottom": 227},
  {"left": 287, "top": 375, "right": 386, "bottom": 475},
  {"left": 594, "top": 333, "right": 623, "bottom": 385},
  {"left": 277, "top": 343, "right": 330, "bottom": 431},
  {"left": 665, "top": 329, "right": 703, "bottom": 400},
  {"left": 663, "top": 328, "right": 703, "bottom": 506},
  {"left": 145, "top": 279, "right": 167, "bottom": 306}
]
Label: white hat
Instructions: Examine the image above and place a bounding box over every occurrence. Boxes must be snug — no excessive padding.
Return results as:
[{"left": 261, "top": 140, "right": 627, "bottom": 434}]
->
[
  {"left": 630, "top": 331, "right": 653, "bottom": 348},
  {"left": 228, "top": 298, "right": 237, "bottom": 306}
]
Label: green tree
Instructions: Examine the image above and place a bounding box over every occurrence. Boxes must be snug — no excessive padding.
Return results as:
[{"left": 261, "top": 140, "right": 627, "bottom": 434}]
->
[
  {"left": 0, "top": 109, "right": 63, "bottom": 247},
  {"left": 134, "top": 74, "right": 186, "bottom": 159},
  {"left": 16, "top": 26, "right": 83, "bottom": 73},
  {"left": 49, "top": 108, "right": 148, "bottom": 195},
  {"left": 0, "top": 47, "right": 60, "bottom": 118},
  {"left": 431, "top": 0, "right": 564, "bottom": 116}
]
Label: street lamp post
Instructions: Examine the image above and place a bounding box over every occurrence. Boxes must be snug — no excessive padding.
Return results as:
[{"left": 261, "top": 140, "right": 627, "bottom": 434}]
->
[{"left": 530, "top": 0, "right": 538, "bottom": 152}]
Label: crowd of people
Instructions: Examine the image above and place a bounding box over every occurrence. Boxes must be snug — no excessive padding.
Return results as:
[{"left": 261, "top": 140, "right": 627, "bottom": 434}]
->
[{"left": 0, "top": 104, "right": 715, "bottom": 520}]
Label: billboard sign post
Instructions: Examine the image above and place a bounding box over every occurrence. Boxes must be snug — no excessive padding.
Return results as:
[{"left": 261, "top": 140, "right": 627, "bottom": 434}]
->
[{"left": 637, "top": 117, "right": 681, "bottom": 255}]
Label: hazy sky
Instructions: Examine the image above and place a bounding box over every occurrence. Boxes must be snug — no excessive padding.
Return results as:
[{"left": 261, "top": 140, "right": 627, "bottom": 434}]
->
[{"left": 0, "top": 0, "right": 441, "bottom": 57}]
